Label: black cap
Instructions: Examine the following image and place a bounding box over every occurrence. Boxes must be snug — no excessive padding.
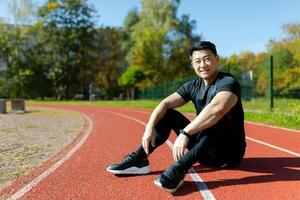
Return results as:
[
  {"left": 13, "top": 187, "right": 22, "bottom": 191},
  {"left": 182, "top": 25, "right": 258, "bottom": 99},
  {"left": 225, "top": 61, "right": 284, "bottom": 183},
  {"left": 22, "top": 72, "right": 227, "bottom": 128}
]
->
[{"left": 189, "top": 41, "right": 217, "bottom": 59}]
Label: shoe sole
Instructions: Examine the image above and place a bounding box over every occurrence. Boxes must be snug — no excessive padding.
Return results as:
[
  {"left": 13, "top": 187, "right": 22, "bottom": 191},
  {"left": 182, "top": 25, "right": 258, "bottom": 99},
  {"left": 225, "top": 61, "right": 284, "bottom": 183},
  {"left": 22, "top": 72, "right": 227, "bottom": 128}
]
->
[
  {"left": 154, "top": 179, "right": 184, "bottom": 193},
  {"left": 106, "top": 166, "right": 151, "bottom": 175}
]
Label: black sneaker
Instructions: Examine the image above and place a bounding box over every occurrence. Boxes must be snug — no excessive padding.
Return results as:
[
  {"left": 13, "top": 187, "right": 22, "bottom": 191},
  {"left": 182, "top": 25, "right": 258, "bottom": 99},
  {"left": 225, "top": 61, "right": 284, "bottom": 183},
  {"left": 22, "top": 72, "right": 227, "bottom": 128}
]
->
[
  {"left": 154, "top": 162, "right": 186, "bottom": 193},
  {"left": 106, "top": 152, "right": 151, "bottom": 175}
]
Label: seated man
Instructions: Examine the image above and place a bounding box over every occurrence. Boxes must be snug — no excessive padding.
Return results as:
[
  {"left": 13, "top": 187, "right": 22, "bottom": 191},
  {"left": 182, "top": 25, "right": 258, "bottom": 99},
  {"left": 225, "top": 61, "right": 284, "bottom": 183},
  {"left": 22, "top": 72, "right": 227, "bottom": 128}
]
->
[{"left": 107, "top": 41, "right": 246, "bottom": 193}]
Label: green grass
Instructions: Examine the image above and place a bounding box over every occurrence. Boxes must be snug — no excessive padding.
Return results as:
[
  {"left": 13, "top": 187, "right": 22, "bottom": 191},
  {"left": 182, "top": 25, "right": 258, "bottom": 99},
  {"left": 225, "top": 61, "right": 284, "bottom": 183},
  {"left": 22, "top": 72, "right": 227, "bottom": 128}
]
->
[
  {"left": 27, "top": 98, "right": 300, "bottom": 131},
  {"left": 242, "top": 98, "right": 300, "bottom": 114},
  {"left": 242, "top": 98, "right": 300, "bottom": 130}
]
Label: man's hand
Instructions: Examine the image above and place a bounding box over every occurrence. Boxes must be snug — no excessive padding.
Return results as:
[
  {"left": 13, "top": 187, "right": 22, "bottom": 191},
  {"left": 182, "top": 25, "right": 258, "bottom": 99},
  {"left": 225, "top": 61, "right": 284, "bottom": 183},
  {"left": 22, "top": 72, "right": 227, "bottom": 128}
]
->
[
  {"left": 142, "top": 126, "right": 156, "bottom": 155},
  {"left": 141, "top": 92, "right": 187, "bottom": 155},
  {"left": 173, "top": 133, "right": 189, "bottom": 161}
]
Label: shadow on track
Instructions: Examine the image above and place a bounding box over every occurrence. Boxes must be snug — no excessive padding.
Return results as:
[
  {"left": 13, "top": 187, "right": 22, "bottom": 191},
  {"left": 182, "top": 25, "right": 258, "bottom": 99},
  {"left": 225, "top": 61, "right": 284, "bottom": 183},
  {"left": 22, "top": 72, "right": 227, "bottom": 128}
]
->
[{"left": 174, "top": 157, "right": 300, "bottom": 196}]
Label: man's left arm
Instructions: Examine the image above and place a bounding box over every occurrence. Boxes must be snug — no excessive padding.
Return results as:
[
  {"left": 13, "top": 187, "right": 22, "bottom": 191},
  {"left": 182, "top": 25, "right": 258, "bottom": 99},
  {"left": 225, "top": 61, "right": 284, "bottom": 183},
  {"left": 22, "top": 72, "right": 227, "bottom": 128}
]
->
[{"left": 173, "top": 91, "right": 238, "bottom": 161}]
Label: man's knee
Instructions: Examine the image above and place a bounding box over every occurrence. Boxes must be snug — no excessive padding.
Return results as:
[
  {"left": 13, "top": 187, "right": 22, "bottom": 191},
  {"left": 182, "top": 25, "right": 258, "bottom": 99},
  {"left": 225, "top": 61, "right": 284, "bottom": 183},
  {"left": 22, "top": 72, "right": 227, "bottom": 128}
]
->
[
  {"left": 156, "top": 109, "right": 190, "bottom": 131},
  {"left": 157, "top": 109, "right": 176, "bottom": 123},
  {"left": 164, "top": 109, "right": 182, "bottom": 119}
]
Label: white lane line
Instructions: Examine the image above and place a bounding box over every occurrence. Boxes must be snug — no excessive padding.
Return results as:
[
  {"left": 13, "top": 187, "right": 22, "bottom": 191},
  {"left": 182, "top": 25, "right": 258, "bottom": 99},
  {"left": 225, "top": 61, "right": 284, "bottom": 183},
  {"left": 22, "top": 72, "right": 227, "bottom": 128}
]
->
[
  {"left": 7, "top": 114, "right": 94, "bottom": 200},
  {"left": 110, "top": 108, "right": 300, "bottom": 157},
  {"left": 102, "top": 110, "right": 216, "bottom": 200},
  {"left": 245, "top": 121, "right": 300, "bottom": 133},
  {"left": 246, "top": 136, "right": 300, "bottom": 157}
]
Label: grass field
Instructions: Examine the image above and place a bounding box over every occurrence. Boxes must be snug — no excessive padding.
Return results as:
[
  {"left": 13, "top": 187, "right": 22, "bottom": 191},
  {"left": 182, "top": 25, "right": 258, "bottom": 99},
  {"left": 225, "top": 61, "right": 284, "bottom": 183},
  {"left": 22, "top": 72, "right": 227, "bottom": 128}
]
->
[{"left": 28, "top": 98, "right": 300, "bottom": 131}]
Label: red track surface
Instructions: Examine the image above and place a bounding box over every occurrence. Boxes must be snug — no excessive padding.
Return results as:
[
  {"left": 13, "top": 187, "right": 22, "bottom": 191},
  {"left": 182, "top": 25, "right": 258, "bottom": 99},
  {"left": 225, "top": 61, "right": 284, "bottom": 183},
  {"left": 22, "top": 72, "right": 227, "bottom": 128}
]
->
[{"left": 1, "top": 105, "right": 300, "bottom": 200}]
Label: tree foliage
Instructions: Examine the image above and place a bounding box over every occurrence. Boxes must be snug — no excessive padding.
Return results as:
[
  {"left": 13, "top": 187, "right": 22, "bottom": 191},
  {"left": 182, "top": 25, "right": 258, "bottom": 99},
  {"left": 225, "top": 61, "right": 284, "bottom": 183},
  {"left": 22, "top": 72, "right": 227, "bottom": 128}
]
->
[
  {"left": 0, "top": 0, "right": 37, "bottom": 98},
  {"left": 118, "top": 65, "right": 145, "bottom": 99},
  {"left": 1, "top": 0, "right": 299, "bottom": 100},
  {"left": 120, "top": 0, "right": 200, "bottom": 89},
  {"left": 118, "top": 65, "right": 144, "bottom": 87},
  {"left": 266, "top": 22, "right": 300, "bottom": 96},
  {"left": 220, "top": 21, "right": 300, "bottom": 97},
  {"left": 36, "top": 0, "right": 98, "bottom": 99},
  {"left": 93, "top": 27, "right": 125, "bottom": 99}
]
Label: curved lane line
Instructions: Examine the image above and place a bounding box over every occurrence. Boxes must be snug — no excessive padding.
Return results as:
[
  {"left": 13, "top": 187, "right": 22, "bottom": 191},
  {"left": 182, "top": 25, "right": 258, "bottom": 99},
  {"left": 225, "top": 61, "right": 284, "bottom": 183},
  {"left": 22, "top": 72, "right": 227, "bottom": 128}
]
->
[
  {"left": 7, "top": 114, "right": 94, "bottom": 200},
  {"left": 102, "top": 110, "right": 216, "bottom": 200}
]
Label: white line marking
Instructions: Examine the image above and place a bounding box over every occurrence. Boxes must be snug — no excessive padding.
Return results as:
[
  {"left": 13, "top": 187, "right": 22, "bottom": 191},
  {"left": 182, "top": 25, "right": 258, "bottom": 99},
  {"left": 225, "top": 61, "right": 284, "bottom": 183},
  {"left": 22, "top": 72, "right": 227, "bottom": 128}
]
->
[
  {"left": 7, "top": 114, "right": 94, "bottom": 200},
  {"left": 110, "top": 108, "right": 300, "bottom": 157},
  {"left": 245, "top": 121, "right": 300, "bottom": 133},
  {"left": 246, "top": 136, "right": 300, "bottom": 157},
  {"left": 103, "top": 110, "right": 216, "bottom": 200}
]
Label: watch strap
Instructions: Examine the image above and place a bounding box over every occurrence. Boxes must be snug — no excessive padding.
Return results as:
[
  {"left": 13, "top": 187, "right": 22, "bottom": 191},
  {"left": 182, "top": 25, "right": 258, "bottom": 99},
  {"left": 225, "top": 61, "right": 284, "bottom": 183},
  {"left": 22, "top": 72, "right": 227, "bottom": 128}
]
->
[{"left": 179, "top": 129, "right": 191, "bottom": 138}]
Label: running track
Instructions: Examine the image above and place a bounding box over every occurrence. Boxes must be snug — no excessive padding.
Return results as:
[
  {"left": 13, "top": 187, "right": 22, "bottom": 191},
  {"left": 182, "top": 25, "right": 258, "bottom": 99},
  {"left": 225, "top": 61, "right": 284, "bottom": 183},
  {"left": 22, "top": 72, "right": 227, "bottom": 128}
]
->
[{"left": 1, "top": 105, "right": 300, "bottom": 200}]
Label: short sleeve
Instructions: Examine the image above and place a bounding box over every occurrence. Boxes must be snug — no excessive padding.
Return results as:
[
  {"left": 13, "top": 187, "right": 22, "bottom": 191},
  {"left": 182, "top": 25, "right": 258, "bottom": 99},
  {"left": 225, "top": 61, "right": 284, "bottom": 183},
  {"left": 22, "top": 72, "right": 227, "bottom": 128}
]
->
[
  {"left": 217, "top": 76, "right": 241, "bottom": 97},
  {"left": 176, "top": 81, "right": 193, "bottom": 102}
]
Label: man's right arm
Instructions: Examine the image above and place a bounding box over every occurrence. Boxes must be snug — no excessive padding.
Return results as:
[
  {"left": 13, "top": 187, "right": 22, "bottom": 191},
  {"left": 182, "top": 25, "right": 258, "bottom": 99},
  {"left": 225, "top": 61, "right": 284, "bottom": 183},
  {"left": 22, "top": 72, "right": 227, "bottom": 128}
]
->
[{"left": 142, "top": 92, "right": 187, "bottom": 154}]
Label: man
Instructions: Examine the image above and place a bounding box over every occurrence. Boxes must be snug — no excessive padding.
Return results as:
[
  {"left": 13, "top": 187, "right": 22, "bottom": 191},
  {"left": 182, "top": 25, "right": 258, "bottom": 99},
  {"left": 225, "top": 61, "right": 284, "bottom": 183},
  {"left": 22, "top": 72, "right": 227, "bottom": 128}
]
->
[{"left": 107, "top": 41, "right": 246, "bottom": 193}]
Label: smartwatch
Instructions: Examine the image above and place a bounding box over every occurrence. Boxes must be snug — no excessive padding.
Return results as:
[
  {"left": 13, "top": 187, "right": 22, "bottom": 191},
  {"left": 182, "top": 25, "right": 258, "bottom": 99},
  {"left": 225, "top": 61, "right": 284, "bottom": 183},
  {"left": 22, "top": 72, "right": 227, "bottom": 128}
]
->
[{"left": 179, "top": 129, "right": 191, "bottom": 139}]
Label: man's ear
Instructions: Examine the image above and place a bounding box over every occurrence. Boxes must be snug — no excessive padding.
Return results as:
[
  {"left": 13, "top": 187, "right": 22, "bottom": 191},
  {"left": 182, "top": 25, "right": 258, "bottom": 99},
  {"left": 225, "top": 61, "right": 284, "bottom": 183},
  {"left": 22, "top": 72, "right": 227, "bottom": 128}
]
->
[{"left": 216, "top": 55, "right": 220, "bottom": 62}]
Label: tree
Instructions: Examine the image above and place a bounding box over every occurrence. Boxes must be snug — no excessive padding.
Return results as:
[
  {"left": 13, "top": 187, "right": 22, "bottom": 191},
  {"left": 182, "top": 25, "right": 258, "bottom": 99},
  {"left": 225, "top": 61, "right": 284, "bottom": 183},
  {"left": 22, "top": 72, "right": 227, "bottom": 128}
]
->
[
  {"left": 165, "top": 14, "right": 201, "bottom": 80},
  {"left": 118, "top": 65, "right": 145, "bottom": 99},
  {"left": 37, "top": 0, "right": 97, "bottom": 99},
  {"left": 123, "top": 0, "right": 200, "bottom": 89},
  {"left": 20, "top": 22, "right": 53, "bottom": 99},
  {"left": 93, "top": 27, "right": 125, "bottom": 99},
  {"left": 222, "top": 53, "right": 241, "bottom": 78},
  {"left": 266, "top": 22, "right": 300, "bottom": 96},
  {"left": 282, "top": 23, "right": 300, "bottom": 65},
  {"left": 0, "top": 21, "right": 10, "bottom": 97},
  {"left": 127, "top": 0, "right": 177, "bottom": 88},
  {"left": 1, "top": 0, "right": 37, "bottom": 98},
  {"left": 122, "top": 8, "right": 139, "bottom": 55},
  {"left": 253, "top": 52, "right": 268, "bottom": 96}
]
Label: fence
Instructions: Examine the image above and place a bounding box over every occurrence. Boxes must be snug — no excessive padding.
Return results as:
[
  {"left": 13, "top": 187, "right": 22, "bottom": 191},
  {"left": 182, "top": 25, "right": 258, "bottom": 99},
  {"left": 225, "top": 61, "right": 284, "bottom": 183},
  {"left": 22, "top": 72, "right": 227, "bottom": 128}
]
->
[
  {"left": 138, "top": 76, "right": 196, "bottom": 99},
  {"left": 138, "top": 75, "right": 254, "bottom": 101}
]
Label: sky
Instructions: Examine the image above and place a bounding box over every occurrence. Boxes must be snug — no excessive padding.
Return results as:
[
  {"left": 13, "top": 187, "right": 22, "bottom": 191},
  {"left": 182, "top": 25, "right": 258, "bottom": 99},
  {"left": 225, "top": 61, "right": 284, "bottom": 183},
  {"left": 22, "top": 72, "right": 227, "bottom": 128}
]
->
[{"left": 0, "top": 0, "right": 299, "bottom": 57}]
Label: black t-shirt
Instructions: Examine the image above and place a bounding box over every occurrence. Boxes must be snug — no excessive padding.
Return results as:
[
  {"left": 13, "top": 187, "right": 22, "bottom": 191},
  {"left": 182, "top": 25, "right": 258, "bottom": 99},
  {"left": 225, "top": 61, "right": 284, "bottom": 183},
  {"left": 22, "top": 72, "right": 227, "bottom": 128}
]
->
[{"left": 176, "top": 71, "right": 246, "bottom": 154}]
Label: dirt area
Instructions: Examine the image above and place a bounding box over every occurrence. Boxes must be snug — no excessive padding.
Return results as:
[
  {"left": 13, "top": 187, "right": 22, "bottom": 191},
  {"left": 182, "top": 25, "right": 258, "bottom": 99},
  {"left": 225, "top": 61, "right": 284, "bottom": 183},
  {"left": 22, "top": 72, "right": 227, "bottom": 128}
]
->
[{"left": 0, "top": 107, "right": 84, "bottom": 190}]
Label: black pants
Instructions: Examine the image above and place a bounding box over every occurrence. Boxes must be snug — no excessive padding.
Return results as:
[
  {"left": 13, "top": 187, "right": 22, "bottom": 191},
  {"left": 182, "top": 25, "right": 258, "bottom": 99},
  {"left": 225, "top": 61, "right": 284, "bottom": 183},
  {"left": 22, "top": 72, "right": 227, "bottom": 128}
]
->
[{"left": 135, "top": 109, "right": 245, "bottom": 171}]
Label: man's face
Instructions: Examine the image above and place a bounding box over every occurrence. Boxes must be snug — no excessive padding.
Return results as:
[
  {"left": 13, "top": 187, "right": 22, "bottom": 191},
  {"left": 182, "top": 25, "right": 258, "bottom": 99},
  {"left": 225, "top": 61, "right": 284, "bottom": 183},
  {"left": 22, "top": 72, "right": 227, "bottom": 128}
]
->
[{"left": 191, "top": 49, "right": 219, "bottom": 80}]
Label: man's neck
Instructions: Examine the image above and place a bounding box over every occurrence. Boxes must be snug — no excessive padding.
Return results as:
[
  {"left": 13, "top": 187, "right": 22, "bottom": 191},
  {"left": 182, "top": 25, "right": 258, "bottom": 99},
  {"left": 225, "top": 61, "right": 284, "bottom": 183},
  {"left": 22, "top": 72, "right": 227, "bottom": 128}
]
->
[{"left": 203, "top": 71, "right": 219, "bottom": 86}]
